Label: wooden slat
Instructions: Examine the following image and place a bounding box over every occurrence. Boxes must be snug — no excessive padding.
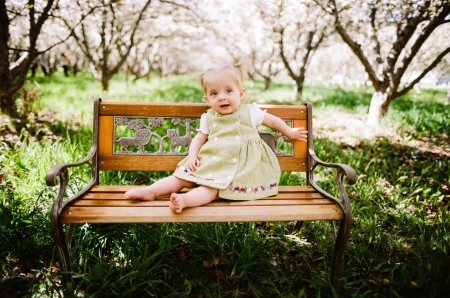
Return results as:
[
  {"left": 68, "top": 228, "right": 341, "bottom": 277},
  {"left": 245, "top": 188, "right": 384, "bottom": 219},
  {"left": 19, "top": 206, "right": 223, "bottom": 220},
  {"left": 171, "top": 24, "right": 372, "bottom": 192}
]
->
[
  {"left": 97, "top": 155, "right": 183, "bottom": 171},
  {"left": 278, "top": 156, "right": 307, "bottom": 171},
  {"left": 60, "top": 204, "right": 342, "bottom": 223},
  {"left": 97, "top": 155, "right": 307, "bottom": 171},
  {"left": 98, "top": 116, "right": 114, "bottom": 156},
  {"left": 71, "top": 198, "right": 333, "bottom": 207},
  {"left": 293, "top": 119, "right": 307, "bottom": 157},
  {"left": 99, "top": 102, "right": 210, "bottom": 117},
  {"left": 80, "top": 192, "right": 324, "bottom": 200},
  {"left": 78, "top": 186, "right": 326, "bottom": 203},
  {"left": 98, "top": 102, "right": 308, "bottom": 120}
]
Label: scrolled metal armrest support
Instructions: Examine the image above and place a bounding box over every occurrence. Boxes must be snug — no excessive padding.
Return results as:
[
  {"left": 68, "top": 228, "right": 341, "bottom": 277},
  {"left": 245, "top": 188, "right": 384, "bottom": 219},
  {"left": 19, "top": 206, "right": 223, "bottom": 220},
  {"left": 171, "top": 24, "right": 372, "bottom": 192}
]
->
[
  {"left": 308, "top": 148, "right": 356, "bottom": 212},
  {"left": 309, "top": 150, "right": 357, "bottom": 185},
  {"left": 46, "top": 146, "right": 98, "bottom": 212}
]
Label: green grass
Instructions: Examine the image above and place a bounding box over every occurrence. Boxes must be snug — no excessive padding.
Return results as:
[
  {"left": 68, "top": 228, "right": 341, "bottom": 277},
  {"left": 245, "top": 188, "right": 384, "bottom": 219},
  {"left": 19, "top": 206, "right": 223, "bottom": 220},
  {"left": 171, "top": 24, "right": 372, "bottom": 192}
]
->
[{"left": 1, "top": 71, "right": 449, "bottom": 297}]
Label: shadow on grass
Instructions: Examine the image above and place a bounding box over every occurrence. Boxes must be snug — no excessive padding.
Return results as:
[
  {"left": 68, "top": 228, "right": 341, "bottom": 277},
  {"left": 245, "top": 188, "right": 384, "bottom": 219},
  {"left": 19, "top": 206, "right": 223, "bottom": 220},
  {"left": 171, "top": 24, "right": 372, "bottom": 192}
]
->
[
  {"left": 313, "top": 136, "right": 450, "bottom": 297},
  {"left": 315, "top": 135, "right": 448, "bottom": 189}
]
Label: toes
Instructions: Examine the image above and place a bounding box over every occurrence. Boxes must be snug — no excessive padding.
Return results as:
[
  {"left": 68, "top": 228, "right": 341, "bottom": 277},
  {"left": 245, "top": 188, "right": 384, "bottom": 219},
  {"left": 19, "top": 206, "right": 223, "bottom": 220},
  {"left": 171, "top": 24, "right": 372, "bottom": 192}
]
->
[{"left": 169, "top": 194, "right": 183, "bottom": 212}]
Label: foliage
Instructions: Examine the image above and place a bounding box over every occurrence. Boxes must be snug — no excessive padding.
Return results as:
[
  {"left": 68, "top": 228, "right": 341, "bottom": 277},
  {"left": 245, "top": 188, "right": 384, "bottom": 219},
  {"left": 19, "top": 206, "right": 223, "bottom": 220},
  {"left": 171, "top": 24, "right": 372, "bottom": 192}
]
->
[{"left": 1, "top": 72, "right": 449, "bottom": 297}]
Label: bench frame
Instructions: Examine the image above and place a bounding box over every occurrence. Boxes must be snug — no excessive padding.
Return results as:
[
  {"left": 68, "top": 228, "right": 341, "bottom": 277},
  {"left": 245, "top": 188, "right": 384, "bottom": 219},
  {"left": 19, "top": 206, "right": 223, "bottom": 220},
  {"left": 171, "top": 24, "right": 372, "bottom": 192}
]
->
[{"left": 46, "top": 98, "right": 356, "bottom": 293}]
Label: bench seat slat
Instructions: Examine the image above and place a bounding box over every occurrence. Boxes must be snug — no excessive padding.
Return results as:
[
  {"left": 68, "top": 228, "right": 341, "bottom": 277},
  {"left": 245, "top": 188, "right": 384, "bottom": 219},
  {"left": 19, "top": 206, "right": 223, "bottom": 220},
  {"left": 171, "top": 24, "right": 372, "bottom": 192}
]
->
[
  {"left": 71, "top": 198, "right": 334, "bottom": 207},
  {"left": 60, "top": 205, "right": 343, "bottom": 223},
  {"left": 81, "top": 192, "right": 325, "bottom": 200}
]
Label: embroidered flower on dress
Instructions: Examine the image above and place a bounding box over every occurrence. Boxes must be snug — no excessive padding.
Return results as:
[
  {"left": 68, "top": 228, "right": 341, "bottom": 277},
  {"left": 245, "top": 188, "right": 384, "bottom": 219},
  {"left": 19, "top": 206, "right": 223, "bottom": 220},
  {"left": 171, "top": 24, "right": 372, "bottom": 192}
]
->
[{"left": 230, "top": 184, "right": 277, "bottom": 193}]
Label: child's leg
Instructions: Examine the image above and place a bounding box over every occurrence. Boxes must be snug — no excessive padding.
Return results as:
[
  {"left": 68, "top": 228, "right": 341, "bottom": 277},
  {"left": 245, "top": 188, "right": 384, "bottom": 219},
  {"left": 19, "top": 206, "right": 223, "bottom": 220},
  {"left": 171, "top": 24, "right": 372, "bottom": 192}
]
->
[
  {"left": 169, "top": 186, "right": 218, "bottom": 213},
  {"left": 124, "top": 176, "right": 196, "bottom": 200}
]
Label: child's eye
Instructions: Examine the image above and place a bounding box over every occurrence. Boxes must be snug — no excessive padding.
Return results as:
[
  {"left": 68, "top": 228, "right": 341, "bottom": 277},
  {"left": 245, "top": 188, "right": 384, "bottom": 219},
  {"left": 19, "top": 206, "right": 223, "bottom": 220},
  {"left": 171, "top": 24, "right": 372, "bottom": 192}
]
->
[
  {"left": 211, "top": 91, "right": 217, "bottom": 96},
  {"left": 227, "top": 89, "right": 232, "bottom": 93}
]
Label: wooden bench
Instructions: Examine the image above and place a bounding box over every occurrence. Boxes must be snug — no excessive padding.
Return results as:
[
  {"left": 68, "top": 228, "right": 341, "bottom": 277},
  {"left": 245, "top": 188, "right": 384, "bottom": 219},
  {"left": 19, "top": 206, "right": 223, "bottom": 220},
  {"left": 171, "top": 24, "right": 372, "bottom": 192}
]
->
[{"left": 46, "top": 98, "right": 356, "bottom": 293}]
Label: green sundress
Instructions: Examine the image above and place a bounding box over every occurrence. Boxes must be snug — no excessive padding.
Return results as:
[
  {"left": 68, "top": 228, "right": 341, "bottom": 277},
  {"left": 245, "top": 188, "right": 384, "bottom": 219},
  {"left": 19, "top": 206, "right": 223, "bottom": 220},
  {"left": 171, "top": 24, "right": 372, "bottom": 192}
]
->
[{"left": 173, "top": 104, "right": 280, "bottom": 200}]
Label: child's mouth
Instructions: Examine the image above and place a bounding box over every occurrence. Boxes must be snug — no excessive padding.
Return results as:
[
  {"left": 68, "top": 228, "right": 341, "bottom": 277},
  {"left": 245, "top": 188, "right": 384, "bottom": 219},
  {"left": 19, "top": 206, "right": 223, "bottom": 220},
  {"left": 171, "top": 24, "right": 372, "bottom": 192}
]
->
[{"left": 220, "top": 104, "right": 230, "bottom": 108}]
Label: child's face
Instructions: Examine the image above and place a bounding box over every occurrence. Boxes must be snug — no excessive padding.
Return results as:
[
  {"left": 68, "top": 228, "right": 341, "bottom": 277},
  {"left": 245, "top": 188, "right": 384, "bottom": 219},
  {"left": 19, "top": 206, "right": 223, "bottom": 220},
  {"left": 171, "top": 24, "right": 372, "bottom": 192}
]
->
[{"left": 203, "top": 73, "right": 245, "bottom": 115}]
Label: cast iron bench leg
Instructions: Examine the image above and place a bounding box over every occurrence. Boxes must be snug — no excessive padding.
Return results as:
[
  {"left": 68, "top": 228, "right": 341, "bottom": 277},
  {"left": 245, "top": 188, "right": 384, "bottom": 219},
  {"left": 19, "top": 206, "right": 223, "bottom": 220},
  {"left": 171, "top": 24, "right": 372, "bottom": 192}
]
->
[
  {"left": 51, "top": 219, "right": 72, "bottom": 291},
  {"left": 330, "top": 216, "right": 352, "bottom": 292}
]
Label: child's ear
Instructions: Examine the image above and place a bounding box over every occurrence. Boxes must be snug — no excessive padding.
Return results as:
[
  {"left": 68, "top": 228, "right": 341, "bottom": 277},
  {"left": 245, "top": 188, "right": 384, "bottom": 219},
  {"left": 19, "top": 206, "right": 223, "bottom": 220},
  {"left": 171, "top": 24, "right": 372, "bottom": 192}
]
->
[
  {"left": 204, "top": 95, "right": 209, "bottom": 104},
  {"left": 240, "top": 88, "right": 246, "bottom": 99}
]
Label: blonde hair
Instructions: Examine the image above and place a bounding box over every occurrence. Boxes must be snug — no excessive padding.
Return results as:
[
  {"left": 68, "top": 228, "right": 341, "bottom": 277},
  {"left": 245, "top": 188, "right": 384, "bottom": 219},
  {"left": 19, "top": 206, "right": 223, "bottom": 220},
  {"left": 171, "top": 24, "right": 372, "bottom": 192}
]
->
[{"left": 199, "top": 61, "right": 247, "bottom": 94}]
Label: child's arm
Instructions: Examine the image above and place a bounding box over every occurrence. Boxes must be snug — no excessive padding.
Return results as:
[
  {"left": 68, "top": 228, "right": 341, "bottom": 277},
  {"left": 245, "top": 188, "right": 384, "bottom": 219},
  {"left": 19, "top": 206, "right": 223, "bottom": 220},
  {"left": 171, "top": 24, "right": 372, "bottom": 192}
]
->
[
  {"left": 262, "top": 113, "right": 308, "bottom": 142},
  {"left": 184, "top": 132, "right": 208, "bottom": 171}
]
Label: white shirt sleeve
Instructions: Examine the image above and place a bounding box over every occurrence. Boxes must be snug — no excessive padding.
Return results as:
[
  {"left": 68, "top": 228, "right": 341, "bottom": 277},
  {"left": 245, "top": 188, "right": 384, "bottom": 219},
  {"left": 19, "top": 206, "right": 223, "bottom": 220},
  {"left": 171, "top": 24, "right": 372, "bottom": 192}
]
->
[
  {"left": 199, "top": 113, "right": 209, "bottom": 134},
  {"left": 249, "top": 102, "right": 266, "bottom": 128}
]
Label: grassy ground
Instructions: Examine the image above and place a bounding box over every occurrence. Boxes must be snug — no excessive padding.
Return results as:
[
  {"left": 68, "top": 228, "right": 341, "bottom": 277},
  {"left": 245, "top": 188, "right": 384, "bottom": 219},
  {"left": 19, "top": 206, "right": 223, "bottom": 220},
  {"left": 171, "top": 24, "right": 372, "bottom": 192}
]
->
[{"left": 1, "top": 71, "right": 449, "bottom": 297}]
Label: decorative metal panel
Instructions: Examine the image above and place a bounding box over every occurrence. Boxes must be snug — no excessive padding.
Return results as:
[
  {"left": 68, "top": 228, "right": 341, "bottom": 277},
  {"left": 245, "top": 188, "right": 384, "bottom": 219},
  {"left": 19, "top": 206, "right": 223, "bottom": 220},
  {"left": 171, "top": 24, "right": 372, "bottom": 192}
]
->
[{"left": 113, "top": 116, "right": 293, "bottom": 156}]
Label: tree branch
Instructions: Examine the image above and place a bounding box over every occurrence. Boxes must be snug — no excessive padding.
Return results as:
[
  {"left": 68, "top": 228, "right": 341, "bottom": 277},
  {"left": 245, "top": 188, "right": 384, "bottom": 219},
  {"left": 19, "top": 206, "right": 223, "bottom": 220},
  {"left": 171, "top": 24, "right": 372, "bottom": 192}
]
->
[
  {"left": 6, "top": 6, "right": 27, "bottom": 22},
  {"left": 328, "top": 0, "right": 380, "bottom": 90},
  {"left": 10, "top": 0, "right": 55, "bottom": 93},
  {"left": 278, "top": 27, "right": 298, "bottom": 81},
  {"left": 385, "top": 2, "right": 430, "bottom": 81},
  {"left": 395, "top": 46, "right": 450, "bottom": 98},
  {"left": 46, "top": 0, "right": 119, "bottom": 54},
  {"left": 299, "top": 31, "right": 315, "bottom": 74},
  {"left": 159, "top": 0, "right": 202, "bottom": 19},
  {"left": 393, "top": 4, "right": 450, "bottom": 87},
  {"left": 110, "top": 0, "right": 153, "bottom": 75},
  {"left": 369, "top": 3, "right": 383, "bottom": 67},
  {"left": 79, "top": 22, "right": 95, "bottom": 65}
]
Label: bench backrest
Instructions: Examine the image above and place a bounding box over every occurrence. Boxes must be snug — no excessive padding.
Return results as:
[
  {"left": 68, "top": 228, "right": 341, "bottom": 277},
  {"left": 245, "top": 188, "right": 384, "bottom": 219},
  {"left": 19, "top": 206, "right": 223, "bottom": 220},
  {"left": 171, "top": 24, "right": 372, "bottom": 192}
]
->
[{"left": 93, "top": 99, "right": 310, "bottom": 174}]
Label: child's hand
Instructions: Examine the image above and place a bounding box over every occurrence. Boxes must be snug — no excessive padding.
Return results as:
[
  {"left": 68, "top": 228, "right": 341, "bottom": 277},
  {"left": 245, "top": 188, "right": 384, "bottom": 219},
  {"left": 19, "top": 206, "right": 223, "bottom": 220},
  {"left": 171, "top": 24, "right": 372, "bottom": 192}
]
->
[
  {"left": 185, "top": 156, "right": 200, "bottom": 172},
  {"left": 287, "top": 127, "right": 308, "bottom": 143},
  {"left": 263, "top": 113, "right": 308, "bottom": 143}
]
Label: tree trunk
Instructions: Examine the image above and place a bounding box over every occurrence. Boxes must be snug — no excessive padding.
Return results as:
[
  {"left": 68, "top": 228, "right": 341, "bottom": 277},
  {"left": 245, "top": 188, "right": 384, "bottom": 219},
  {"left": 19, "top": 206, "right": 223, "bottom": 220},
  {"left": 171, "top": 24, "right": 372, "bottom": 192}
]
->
[
  {"left": 293, "top": 81, "right": 303, "bottom": 101},
  {"left": 264, "top": 77, "right": 271, "bottom": 90},
  {"left": 0, "top": 92, "right": 17, "bottom": 118},
  {"left": 101, "top": 75, "right": 109, "bottom": 91},
  {"left": 446, "top": 88, "right": 450, "bottom": 105},
  {"left": 0, "top": 0, "right": 15, "bottom": 117},
  {"left": 367, "top": 91, "right": 391, "bottom": 127}
]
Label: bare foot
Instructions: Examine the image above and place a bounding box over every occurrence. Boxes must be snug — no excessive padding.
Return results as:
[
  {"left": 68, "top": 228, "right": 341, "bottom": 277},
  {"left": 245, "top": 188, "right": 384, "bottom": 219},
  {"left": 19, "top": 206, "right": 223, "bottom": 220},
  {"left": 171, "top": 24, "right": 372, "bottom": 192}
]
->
[
  {"left": 124, "top": 187, "right": 156, "bottom": 200},
  {"left": 169, "top": 193, "right": 186, "bottom": 213}
]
